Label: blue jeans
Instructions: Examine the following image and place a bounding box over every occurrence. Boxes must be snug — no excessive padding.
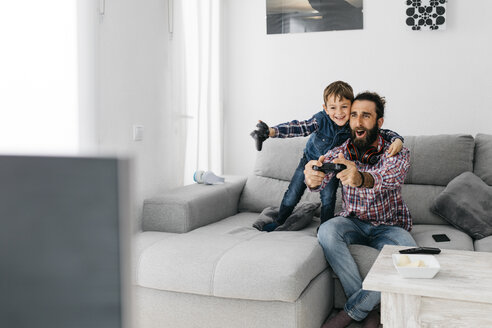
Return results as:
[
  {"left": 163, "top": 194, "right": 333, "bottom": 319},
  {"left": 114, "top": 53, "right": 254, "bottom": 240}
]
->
[
  {"left": 317, "top": 216, "right": 417, "bottom": 321},
  {"left": 278, "top": 155, "right": 339, "bottom": 225}
]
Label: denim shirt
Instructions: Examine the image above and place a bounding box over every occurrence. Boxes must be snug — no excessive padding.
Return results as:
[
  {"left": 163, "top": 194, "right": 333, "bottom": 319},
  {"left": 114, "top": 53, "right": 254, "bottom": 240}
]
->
[{"left": 304, "top": 111, "right": 350, "bottom": 161}]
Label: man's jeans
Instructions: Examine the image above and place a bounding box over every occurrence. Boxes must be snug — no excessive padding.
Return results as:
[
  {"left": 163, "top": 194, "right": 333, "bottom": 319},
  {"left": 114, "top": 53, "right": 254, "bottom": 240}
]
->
[
  {"left": 317, "top": 216, "right": 417, "bottom": 321},
  {"left": 278, "top": 155, "right": 339, "bottom": 225}
]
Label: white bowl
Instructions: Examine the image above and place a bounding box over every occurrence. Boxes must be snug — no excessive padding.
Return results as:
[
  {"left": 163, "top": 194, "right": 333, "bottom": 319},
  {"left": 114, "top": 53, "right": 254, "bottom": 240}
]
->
[{"left": 392, "top": 254, "right": 440, "bottom": 279}]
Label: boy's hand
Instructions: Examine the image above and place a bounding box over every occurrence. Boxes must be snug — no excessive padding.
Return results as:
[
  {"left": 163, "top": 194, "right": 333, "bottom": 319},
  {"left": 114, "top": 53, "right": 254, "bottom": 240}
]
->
[
  {"left": 304, "top": 156, "right": 326, "bottom": 189},
  {"left": 256, "top": 120, "right": 275, "bottom": 137},
  {"left": 387, "top": 139, "right": 403, "bottom": 157}
]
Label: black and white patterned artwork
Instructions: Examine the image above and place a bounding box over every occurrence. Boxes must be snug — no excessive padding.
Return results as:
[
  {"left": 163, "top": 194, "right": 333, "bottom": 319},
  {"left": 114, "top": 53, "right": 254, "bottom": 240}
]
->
[{"left": 406, "top": 0, "right": 446, "bottom": 31}]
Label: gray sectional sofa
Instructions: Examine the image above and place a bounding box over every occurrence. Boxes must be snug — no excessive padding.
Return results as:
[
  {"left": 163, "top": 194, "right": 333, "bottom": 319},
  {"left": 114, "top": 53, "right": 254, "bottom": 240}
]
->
[{"left": 134, "top": 134, "right": 492, "bottom": 328}]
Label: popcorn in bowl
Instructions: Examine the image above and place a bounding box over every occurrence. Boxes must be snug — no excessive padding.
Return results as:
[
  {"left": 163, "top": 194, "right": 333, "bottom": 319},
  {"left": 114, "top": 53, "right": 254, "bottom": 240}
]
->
[{"left": 392, "top": 254, "right": 440, "bottom": 278}]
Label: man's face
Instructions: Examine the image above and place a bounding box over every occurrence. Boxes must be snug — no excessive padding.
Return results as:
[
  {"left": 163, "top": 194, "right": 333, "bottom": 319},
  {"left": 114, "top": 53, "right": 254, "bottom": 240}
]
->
[{"left": 349, "top": 100, "right": 383, "bottom": 150}]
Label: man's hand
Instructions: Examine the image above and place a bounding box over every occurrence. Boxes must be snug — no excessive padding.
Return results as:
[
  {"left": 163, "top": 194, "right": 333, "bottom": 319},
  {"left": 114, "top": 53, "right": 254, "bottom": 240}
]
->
[
  {"left": 387, "top": 139, "right": 403, "bottom": 157},
  {"left": 333, "top": 153, "right": 363, "bottom": 187},
  {"left": 304, "top": 155, "right": 327, "bottom": 189}
]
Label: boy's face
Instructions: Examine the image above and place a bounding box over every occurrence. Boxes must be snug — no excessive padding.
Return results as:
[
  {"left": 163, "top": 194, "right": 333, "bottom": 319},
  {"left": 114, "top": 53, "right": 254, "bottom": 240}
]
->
[{"left": 323, "top": 95, "right": 351, "bottom": 127}]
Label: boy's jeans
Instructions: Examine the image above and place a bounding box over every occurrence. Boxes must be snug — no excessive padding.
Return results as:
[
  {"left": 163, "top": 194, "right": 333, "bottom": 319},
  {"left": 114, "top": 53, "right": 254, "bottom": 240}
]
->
[
  {"left": 317, "top": 216, "right": 417, "bottom": 321},
  {"left": 278, "top": 155, "right": 338, "bottom": 225}
]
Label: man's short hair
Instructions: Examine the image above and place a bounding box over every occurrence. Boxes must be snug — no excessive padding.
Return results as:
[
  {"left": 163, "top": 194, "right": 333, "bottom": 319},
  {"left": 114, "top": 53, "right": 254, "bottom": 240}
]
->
[
  {"left": 353, "top": 91, "right": 386, "bottom": 119},
  {"left": 323, "top": 81, "right": 354, "bottom": 104}
]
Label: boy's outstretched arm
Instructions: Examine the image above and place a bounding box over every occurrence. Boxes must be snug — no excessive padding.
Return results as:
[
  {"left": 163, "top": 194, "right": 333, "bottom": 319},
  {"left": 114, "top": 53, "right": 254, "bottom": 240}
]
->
[{"left": 270, "top": 116, "right": 319, "bottom": 138}]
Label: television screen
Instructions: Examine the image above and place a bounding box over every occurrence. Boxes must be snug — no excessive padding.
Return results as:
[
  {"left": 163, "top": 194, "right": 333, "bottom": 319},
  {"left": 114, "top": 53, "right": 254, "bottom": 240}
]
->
[{"left": 0, "top": 156, "right": 132, "bottom": 328}]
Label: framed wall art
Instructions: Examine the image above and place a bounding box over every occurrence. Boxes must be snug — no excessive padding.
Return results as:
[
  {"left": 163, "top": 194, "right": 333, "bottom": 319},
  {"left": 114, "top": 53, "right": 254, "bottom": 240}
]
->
[
  {"left": 266, "top": 0, "right": 363, "bottom": 34},
  {"left": 406, "top": 0, "right": 447, "bottom": 30}
]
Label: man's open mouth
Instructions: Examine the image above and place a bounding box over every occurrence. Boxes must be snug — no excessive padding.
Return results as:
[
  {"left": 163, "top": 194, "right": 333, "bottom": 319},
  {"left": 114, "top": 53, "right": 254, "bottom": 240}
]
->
[{"left": 355, "top": 129, "right": 367, "bottom": 138}]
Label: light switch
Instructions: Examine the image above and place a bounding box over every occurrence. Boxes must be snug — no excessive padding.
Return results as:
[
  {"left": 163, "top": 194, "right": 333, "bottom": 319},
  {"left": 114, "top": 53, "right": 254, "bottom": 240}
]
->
[{"left": 133, "top": 125, "right": 144, "bottom": 141}]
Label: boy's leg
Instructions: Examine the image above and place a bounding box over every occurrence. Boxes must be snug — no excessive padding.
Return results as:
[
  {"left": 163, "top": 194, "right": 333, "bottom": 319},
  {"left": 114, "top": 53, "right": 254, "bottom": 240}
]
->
[
  {"left": 277, "top": 155, "right": 308, "bottom": 225},
  {"left": 319, "top": 177, "right": 339, "bottom": 224}
]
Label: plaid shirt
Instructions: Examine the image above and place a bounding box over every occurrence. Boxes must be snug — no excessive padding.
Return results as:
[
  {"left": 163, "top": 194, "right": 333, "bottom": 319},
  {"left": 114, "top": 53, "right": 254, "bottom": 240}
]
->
[
  {"left": 310, "top": 135, "right": 412, "bottom": 231},
  {"left": 271, "top": 116, "right": 319, "bottom": 138}
]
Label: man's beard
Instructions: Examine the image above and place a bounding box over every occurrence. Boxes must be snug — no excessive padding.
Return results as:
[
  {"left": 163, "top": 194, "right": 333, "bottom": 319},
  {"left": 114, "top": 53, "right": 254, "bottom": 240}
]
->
[{"left": 351, "top": 124, "right": 379, "bottom": 152}]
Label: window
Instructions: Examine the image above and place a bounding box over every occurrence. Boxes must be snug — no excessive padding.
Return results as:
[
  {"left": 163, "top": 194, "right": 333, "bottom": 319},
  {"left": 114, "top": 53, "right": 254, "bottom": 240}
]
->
[{"left": 0, "top": 1, "right": 78, "bottom": 155}]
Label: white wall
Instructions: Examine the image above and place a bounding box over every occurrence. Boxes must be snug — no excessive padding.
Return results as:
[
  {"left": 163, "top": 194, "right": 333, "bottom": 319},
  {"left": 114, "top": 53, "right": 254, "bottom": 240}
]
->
[
  {"left": 79, "top": 0, "right": 180, "bottom": 226},
  {"left": 223, "top": 0, "right": 492, "bottom": 176}
]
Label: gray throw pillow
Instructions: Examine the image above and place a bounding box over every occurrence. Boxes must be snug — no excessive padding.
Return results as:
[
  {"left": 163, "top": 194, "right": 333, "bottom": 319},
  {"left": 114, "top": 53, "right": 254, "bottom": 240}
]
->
[
  {"left": 275, "top": 202, "right": 320, "bottom": 231},
  {"left": 431, "top": 172, "right": 492, "bottom": 240},
  {"left": 252, "top": 206, "right": 278, "bottom": 231}
]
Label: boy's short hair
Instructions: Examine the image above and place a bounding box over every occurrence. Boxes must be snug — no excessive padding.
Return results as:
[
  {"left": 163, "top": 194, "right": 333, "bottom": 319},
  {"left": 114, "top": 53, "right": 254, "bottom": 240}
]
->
[
  {"left": 353, "top": 91, "right": 386, "bottom": 119},
  {"left": 323, "top": 81, "right": 354, "bottom": 104}
]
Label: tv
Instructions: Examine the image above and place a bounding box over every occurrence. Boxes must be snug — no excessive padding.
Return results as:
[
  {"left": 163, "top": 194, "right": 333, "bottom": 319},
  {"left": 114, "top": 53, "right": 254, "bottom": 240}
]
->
[{"left": 0, "top": 155, "right": 133, "bottom": 328}]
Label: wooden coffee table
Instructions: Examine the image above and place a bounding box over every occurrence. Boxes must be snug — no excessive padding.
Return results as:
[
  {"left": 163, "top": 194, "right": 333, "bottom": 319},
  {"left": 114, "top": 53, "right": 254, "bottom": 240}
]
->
[{"left": 363, "top": 245, "right": 492, "bottom": 328}]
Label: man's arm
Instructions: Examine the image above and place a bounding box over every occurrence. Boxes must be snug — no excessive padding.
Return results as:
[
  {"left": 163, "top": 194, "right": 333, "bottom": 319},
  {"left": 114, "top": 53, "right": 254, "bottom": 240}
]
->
[
  {"left": 332, "top": 153, "right": 370, "bottom": 187},
  {"left": 304, "top": 148, "right": 343, "bottom": 191},
  {"left": 369, "top": 148, "right": 410, "bottom": 191},
  {"left": 304, "top": 156, "right": 327, "bottom": 190},
  {"left": 333, "top": 149, "right": 410, "bottom": 190}
]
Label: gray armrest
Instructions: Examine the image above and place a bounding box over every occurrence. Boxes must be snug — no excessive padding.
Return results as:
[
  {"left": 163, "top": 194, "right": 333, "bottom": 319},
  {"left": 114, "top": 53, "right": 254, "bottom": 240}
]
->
[{"left": 142, "top": 176, "right": 247, "bottom": 233}]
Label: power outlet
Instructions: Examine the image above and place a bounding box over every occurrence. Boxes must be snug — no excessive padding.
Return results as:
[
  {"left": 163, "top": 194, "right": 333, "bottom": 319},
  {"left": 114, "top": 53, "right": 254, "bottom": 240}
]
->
[{"left": 133, "top": 125, "right": 144, "bottom": 141}]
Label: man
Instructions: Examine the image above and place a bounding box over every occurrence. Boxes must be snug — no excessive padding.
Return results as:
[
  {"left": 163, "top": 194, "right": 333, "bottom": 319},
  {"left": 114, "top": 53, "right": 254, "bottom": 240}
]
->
[{"left": 304, "top": 92, "right": 417, "bottom": 328}]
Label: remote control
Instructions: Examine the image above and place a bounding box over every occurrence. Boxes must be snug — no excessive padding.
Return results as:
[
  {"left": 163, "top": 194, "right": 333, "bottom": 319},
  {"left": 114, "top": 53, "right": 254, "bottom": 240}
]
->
[
  {"left": 312, "top": 163, "right": 347, "bottom": 174},
  {"left": 399, "top": 247, "right": 441, "bottom": 255}
]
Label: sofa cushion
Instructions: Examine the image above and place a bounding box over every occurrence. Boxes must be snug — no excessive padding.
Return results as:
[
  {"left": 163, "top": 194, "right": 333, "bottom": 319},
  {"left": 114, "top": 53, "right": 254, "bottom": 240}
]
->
[
  {"left": 239, "top": 175, "right": 321, "bottom": 213},
  {"left": 410, "top": 224, "right": 474, "bottom": 251},
  {"left": 474, "top": 236, "right": 492, "bottom": 252},
  {"left": 136, "top": 212, "right": 327, "bottom": 302},
  {"left": 254, "top": 137, "right": 307, "bottom": 181},
  {"left": 276, "top": 202, "right": 320, "bottom": 231},
  {"left": 474, "top": 133, "right": 492, "bottom": 186},
  {"left": 240, "top": 137, "right": 324, "bottom": 213},
  {"left": 401, "top": 184, "right": 448, "bottom": 225},
  {"left": 431, "top": 172, "right": 492, "bottom": 240},
  {"left": 403, "top": 134, "right": 474, "bottom": 186}
]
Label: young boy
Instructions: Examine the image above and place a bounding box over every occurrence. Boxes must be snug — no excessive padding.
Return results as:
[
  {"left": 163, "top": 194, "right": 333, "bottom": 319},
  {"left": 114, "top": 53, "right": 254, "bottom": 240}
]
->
[{"left": 252, "top": 81, "right": 403, "bottom": 231}]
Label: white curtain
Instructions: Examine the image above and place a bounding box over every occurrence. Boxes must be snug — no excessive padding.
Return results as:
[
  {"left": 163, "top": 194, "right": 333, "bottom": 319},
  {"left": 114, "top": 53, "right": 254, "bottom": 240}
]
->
[{"left": 173, "top": 0, "right": 222, "bottom": 185}]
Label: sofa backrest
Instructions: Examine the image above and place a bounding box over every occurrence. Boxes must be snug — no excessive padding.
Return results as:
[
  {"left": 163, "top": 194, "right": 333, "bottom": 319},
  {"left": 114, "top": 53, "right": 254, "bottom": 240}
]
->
[
  {"left": 474, "top": 133, "right": 492, "bottom": 186},
  {"left": 238, "top": 138, "right": 321, "bottom": 213},
  {"left": 239, "top": 134, "right": 483, "bottom": 226},
  {"left": 401, "top": 134, "right": 474, "bottom": 224}
]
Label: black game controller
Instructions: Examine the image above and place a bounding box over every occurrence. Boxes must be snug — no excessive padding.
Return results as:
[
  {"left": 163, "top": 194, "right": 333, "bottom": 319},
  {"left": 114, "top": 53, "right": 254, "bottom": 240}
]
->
[
  {"left": 312, "top": 163, "right": 347, "bottom": 174},
  {"left": 250, "top": 121, "right": 270, "bottom": 151}
]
